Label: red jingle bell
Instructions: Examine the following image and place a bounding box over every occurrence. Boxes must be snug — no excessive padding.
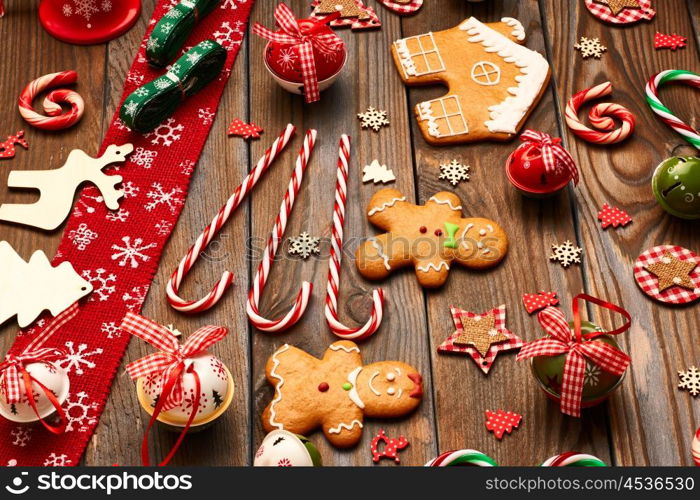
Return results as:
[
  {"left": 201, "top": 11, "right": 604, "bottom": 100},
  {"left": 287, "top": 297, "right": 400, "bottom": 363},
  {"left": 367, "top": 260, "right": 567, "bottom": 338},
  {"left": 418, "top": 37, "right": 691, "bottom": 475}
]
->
[{"left": 506, "top": 130, "right": 579, "bottom": 198}]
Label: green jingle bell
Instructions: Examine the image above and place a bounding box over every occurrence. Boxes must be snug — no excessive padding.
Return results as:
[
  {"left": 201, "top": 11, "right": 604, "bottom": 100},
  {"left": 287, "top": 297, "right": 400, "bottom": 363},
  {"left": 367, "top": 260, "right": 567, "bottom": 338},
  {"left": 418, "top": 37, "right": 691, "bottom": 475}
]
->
[
  {"left": 531, "top": 321, "right": 626, "bottom": 408},
  {"left": 652, "top": 156, "right": 700, "bottom": 220},
  {"left": 254, "top": 430, "right": 323, "bottom": 467}
]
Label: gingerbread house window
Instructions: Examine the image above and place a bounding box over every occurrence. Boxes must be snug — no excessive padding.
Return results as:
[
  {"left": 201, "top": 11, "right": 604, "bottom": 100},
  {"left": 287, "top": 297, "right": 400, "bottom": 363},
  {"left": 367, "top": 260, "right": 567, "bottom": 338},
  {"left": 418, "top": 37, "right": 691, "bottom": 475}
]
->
[
  {"left": 417, "top": 95, "right": 469, "bottom": 138},
  {"left": 470, "top": 61, "right": 501, "bottom": 86},
  {"left": 397, "top": 32, "right": 445, "bottom": 77}
]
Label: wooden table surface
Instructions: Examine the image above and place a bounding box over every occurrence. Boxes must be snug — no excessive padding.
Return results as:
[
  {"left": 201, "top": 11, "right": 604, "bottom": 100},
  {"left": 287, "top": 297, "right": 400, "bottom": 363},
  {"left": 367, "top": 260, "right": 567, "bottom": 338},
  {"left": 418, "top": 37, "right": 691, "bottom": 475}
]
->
[{"left": 0, "top": 0, "right": 698, "bottom": 466}]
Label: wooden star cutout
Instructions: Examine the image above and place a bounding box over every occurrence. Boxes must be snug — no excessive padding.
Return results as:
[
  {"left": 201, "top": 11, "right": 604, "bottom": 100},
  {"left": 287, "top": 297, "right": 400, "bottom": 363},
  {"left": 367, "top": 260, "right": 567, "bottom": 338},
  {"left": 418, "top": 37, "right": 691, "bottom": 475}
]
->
[
  {"left": 595, "top": 0, "right": 641, "bottom": 15},
  {"left": 645, "top": 252, "right": 697, "bottom": 291},
  {"left": 454, "top": 312, "right": 509, "bottom": 357}
]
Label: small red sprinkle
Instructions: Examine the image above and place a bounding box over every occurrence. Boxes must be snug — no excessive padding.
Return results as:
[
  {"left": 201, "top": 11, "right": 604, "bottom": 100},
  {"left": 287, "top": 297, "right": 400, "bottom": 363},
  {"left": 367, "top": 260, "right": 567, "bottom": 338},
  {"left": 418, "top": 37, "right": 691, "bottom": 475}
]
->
[
  {"left": 419, "top": 226, "right": 427, "bottom": 233},
  {"left": 318, "top": 382, "right": 329, "bottom": 392},
  {"left": 434, "top": 229, "right": 443, "bottom": 236}
]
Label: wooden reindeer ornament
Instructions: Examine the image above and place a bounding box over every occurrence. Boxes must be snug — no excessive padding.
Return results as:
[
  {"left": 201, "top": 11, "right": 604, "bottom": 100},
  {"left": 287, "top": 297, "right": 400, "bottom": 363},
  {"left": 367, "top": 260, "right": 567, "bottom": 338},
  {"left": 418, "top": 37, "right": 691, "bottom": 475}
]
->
[
  {"left": 0, "top": 143, "right": 133, "bottom": 230},
  {"left": 0, "top": 240, "right": 92, "bottom": 327}
]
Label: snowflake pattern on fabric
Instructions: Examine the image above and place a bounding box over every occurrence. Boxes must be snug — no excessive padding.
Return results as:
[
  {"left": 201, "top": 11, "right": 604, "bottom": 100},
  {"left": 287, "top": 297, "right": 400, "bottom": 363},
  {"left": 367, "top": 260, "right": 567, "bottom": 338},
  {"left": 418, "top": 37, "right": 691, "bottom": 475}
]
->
[
  {"left": 574, "top": 36, "right": 607, "bottom": 59},
  {"left": 105, "top": 209, "right": 130, "bottom": 223},
  {"left": 358, "top": 106, "right": 390, "bottom": 132},
  {"left": 213, "top": 20, "right": 245, "bottom": 50},
  {"left": 549, "top": 240, "right": 583, "bottom": 268},
  {"left": 439, "top": 160, "right": 470, "bottom": 186},
  {"left": 122, "top": 285, "right": 148, "bottom": 311},
  {"left": 678, "top": 366, "right": 700, "bottom": 396},
  {"left": 130, "top": 147, "right": 158, "bottom": 169},
  {"left": 145, "top": 183, "right": 184, "bottom": 213},
  {"left": 64, "top": 392, "right": 99, "bottom": 432},
  {"left": 68, "top": 223, "right": 98, "bottom": 251},
  {"left": 144, "top": 118, "right": 184, "bottom": 146},
  {"left": 111, "top": 236, "right": 157, "bottom": 269},
  {"left": 57, "top": 341, "right": 104, "bottom": 376},
  {"left": 10, "top": 427, "right": 31, "bottom": 447},
  {"left": 43, "top": 452, "right": 72, "bottom": 466},
  {"left": 288, "top": 232, "right": 320, "bottom": 259},
  {"left": 155, "top": 219, "right": 174, "bottom": 236},
  {"left": 101, "top": 321, "right": 120, "bottom": 339},
  {"left": 198, "top": 107, "right": 215, "bottom": 125},
  {"left": 81, "top": 268, "right": 116, "bottom": 301}
]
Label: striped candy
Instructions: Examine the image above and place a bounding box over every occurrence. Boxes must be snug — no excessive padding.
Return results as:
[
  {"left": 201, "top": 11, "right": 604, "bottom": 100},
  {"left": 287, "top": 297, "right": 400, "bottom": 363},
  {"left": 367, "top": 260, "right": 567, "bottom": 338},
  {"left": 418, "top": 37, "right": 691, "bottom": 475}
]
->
[
  {"left": 324, "top": 135, "right": 384, "bottom": 340},
  {"left": 425, "top": 449, "right": 498, "bottom": 467},
  {"left": 693, "top": 427, "right": 700, "bottom": 466},
  {"left": 18, "top": 71, "right": 85, "bottom": 131},
  {"left": 646, "top": 70, "right": 700, "bottom": 150},
  {"left": 246, "top": 129, "right": 317, "bottom": 332},
  {"left": 166, "top": 124, "right": 296, "bottom": 313},
  {"left": 541, "top": 452, "right": 607, "bottom": 467},
  {"left": 565, "top": 81, "right": 635, "bottom": 145}
]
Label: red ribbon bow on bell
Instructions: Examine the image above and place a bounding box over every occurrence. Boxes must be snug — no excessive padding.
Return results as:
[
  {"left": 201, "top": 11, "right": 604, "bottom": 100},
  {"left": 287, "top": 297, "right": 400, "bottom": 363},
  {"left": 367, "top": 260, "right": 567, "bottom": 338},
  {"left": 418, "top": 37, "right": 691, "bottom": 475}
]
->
[
  {"left": 516, "top": 294, "right": 631, "bottom": 417},
  {"left": 0, "top": 303, "right": 78, "bottom": 433},
  {"left": 519, "top": 130, "right": 579, "bottom": 186},
  {"left": 121, "top": 312, "right": 228, "bottom": 465},
  {"left": 252, "top": 3, "right": 344, "bottom": 103}
]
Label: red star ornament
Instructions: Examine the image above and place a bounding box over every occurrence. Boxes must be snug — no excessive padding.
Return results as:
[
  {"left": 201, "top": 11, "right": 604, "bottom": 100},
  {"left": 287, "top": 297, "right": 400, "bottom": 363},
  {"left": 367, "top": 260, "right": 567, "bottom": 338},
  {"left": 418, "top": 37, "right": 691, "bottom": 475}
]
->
[
  {"left": 485, "top": 409, "right": 522, "bottom": 440},
  {"left": 227, "top": 118, "right": 263, "bottom": 140},
  {"left": 522, "top": 291, "right": 559, "bottom": 314},
  {"left": 654, "top": 32, "right": 687, "bottom": 51},
  {"left": 598, "top": 203, "right": 632, "bottom": 229},
  {"left": 438, "top": 305, "right": 523, "bottom": 375}
]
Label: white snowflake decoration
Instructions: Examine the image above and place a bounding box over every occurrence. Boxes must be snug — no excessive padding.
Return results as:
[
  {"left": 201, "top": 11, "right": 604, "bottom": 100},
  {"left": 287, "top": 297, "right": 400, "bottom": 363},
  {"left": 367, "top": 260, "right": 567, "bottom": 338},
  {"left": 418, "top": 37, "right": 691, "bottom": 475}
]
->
[
  {"left": 288, "top": 232, "right": 320, "bottom": 259},
  {"left": 121, "top": 181, "right": 140, "bottom": 199},
  {"left": 153, "top": 78, "right": 171, "bottom": 90},
  {"left": 73, "top": 0, "right": 99, "bottom": 20},
  {"left": 144, "top": 118, "right": 184, "bottom": 146},
  {"left": 10, "top": 427, "right": 31, "bottom": 447},
  {"left": 44, "top": 453, "right": 72, "bottom": 467},
  {"left": 101, "top": 321, "right": 120, "bottom": 339},
  {"left": 678, "top": 366, "right": 700, "bottom": 396},
  {"left": 105, "top": 208, "right": 130, "bottom": 222},
  {"left": 81, "top": 268, "right": 116, "bottom": 301},
  {"left": 357, "top": 106, "right": 390, "bottom": 132},
  {"left": 146, "top": 37, "right": 160, "bottom": 51},
  {"left": 221, "top": 0, "right": 244, "bottom": 9},
  {"left": 57, "top": 341, "right": 103, "bottom": 376},
  {"left": 179, "top": 160, "right": 195, "bottom": 175},
  {"left": 213, "top": 20, "right": 244, "bottom": 50},
  {"left": 549, "top": 240, "right": 583, "bottom": 268},
  {"left": 198, "top": 107, "right": 215, "bottom": 125},
  {"left": 64, "top": 392, "right": 98, "bottom": 432},
  {"left": 123, "top": 101, "right": 138, "bottom": 117},
  {"left": 133, "top": 87, "right": 150, "bottom": 98},
  {"left": 145, "top": 183, "right": 184, "bottom": 214},
  {"left": 123, "top": 285, "right": 148, "bottom": 311},
  {"left": 584, "top": 364, "right": 601, "bottom": 387},
  {"left": 277, "top": 48, "right": 298, "bottom": 72},
  {"left": 155, "top": 219, "right": 173, "bottom": 236},
  {"left": 111, "top": 236, "right": 157, "bottom": 269},
  {"left": 439, "top": 160, "right": 470, "bottom": 186},
  {"left": 186, "top": 51, "right": 202, "bottom": 64},
  {"left": 68, "top": 223, "right": 98, "bottom": 251},
  {"left": 126, "top": 73, "right": 144, "bottom": 86},
  {"left": 574, "top": 37, "right": 607, "bottom": 59},
  {"left": 160, "top": 22, "right": 174, "bottom": 34},
  {"left": 130, "top": 147, "right": 157, "bottom": 169},
  {"left": 63, "top": 4, "right": 73, "bottom": 16},
  {"left": 101, "top": 0, "right": 112, "bottom": 11}
]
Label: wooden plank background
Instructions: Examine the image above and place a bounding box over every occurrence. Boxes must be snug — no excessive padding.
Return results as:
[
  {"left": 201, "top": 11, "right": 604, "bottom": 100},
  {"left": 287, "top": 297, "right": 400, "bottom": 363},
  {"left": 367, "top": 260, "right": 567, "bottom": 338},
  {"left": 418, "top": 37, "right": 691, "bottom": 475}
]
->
[{"left": 0, "top": 0, "right": 698, "bottom": 466}]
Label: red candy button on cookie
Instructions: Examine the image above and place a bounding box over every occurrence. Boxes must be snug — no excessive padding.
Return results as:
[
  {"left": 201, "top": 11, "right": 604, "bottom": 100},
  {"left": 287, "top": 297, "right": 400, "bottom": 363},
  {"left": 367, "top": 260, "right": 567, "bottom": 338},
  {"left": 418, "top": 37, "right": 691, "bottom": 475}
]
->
[{"left": 39, "top": 0, "right": 141, "bottom": 45}]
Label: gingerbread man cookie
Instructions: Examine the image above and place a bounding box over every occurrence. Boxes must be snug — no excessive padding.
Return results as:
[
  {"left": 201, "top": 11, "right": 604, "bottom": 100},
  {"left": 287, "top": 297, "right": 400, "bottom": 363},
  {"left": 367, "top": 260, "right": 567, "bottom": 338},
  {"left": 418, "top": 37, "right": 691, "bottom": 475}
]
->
[
  {"left": 391, "top": 17, "right": 551, "bottom": 146},
  {"left": 262, "top": 341, "right": 423, "bottom": 448},
  {"left": 356, "top": 188, "right": 508, "bottom": 288}
]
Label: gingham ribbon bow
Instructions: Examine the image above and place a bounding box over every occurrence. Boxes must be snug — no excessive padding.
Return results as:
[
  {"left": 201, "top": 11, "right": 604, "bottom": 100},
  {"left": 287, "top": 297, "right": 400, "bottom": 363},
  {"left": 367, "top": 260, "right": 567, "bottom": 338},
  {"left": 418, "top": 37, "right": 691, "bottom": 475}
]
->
[
  {"left": 516, "top": 294, "right": 631, "bottom": 417},
  {"left": 122, "top": 312, "right": 227, "bottom": 410},
  {"left": 252, "top": 3, "right": 343, "bottom": 103},
  {"left": 519, "top": 130, "right": 579, "bottom": 186},
  {"left": 0, "top": 303, "right": 78, "bottom": 404}
]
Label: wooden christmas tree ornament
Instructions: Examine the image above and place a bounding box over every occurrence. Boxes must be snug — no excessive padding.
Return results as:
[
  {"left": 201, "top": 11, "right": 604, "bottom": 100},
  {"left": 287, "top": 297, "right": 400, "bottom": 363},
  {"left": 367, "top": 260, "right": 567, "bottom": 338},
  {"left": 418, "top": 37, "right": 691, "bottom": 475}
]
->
[{"left": 0, "top": 143, "right": 133, "bottom": 230}]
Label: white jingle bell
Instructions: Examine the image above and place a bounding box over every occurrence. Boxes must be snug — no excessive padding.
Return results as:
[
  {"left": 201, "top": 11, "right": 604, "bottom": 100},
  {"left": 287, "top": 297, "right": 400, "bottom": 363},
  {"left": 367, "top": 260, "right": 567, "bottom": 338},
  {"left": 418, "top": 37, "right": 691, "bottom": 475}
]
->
[
  {"left": 0, "top": 361, "right": 69, "bottom": 423},
  {"left": 254, "top": 430, "right": 322, "bottom": 467},
  {"left": 137, "top": 353, "right": 233, "bottom": 428}
]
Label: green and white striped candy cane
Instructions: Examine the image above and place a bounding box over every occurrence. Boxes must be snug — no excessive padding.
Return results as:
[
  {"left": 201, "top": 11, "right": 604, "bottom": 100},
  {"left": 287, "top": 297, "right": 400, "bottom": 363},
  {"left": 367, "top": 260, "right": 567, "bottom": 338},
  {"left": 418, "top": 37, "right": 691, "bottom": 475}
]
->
[
  {"left": 425, "top": 449, "right": 498, "bottom": 466},
  {"left": 645, "top": 70, "right": 700, "bottom": 150}
]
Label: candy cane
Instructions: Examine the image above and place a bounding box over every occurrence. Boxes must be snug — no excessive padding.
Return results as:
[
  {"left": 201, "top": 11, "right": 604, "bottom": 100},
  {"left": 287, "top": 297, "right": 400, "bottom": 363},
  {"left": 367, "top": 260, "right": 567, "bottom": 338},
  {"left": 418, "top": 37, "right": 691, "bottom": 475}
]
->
[
  {"left": 425, "top": 449, "right": 497, "bottom": 467},
  {"left": 646, "top": 70, "right": 700, "bottom": 149},
  {"left": 540, "top": 452, "right": 607, "bottom": 466},
  {"left": 18, "top": 71, "right": 85, "bottom": 131},
  {"left": 166, "top": 124, "right": 296, "bottom": 313},
  {"left": 692, "top": 427, "right": 700, "bottom": 467},
  {"left": 565, "top": 81, "right": 635, "bottom": 145},
  {"left": 324, "top": 135, "right": 384, "bottom": 340},
  {"left": 246, "top": 129, "right": 317, "bottom": 332}
]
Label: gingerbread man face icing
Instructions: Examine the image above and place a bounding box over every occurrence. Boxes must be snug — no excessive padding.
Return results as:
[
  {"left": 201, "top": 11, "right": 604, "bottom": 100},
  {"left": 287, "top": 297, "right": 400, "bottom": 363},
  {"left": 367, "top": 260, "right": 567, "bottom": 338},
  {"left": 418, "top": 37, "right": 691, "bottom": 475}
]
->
[
  {"left": 262, "top": 341, "right": 422, "bottom": 448},
  {"left": 356, "top": 188, "right": 508, "bottom": 288},
  {"left": 391, "top": 17, "right": 551, "bottom": 146}
]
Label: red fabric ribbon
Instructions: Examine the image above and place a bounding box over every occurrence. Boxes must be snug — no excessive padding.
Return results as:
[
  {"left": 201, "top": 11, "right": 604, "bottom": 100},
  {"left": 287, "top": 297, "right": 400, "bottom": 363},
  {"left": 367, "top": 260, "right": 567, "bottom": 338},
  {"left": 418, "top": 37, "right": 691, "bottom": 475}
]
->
[
  {"left": 516, "top": 294, "right": 631, "bottom": 417},
  {"left": 253, "top": 3, "right": 343, "bottom": 103},
  {"left": 0, "top": 303, "right": 79, "bottom": 432},
  {"left": 121, "top": 312, "right": 227, "bottom": 466},
  {"left": 519, "top": 129, "right": 579, "bottom": 186}
]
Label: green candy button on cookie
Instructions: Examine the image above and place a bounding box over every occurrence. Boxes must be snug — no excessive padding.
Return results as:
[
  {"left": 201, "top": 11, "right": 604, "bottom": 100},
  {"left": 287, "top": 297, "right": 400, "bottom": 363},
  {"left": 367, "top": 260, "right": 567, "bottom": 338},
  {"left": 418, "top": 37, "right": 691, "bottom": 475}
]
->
[{"left": 652, "top": 156, "right": 700, "bottom": 220}]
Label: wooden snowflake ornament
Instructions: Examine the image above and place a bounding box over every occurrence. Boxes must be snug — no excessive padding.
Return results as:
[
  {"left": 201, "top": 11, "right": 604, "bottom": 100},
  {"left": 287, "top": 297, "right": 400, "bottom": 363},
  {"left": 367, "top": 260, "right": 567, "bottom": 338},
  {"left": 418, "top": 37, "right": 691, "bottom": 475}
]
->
[
  {"left": 550, "top": 241, "right": 582, "bottom": 268},
  {"left": 288, "top": 232, "right": 320, "bottom": 259},
  {"left": 357, "top": 106, "right": 389, "bottom": 132},
  {"left": 227, "top": 119, "right": 263, "bottom": 139},
  {"left": 485, "top": 409, "right": 522, "bottom": 439},
  {"left": 574, "top": 37, "right": 607, "bottom": 59},
  {"left": 678, "top": 366, "right": 700, "bottom": 397},
  {"left": 439, "top": 160, "right": 470, "bottom": 186}
]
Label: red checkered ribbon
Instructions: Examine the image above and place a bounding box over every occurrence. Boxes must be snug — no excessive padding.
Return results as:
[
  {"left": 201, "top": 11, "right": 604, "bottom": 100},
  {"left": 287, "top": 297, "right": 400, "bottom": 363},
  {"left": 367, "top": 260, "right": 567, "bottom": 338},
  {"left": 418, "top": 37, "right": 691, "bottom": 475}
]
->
[
  {"left": 519, "top": 130, "right": 579, "bottom": 185},
  {"left": 122, "top": 312, "right": 227, "bottom": 410},
  {"left": 516, "top": 294, "right": 631, "bottom": 417},
  {"left": 252, "top": 3, "right": 343, "bottom": 103}
]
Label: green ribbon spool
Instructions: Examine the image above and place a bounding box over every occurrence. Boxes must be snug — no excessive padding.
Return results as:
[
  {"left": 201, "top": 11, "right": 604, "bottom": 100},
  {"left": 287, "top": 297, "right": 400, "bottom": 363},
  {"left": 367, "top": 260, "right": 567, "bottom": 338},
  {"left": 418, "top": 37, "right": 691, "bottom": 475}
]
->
[
  {"left": 146, "top": 0, "right": 221, "bottom": 67},
  {"left": 120, "top": 40, "right": 227, "bottom": 133}
]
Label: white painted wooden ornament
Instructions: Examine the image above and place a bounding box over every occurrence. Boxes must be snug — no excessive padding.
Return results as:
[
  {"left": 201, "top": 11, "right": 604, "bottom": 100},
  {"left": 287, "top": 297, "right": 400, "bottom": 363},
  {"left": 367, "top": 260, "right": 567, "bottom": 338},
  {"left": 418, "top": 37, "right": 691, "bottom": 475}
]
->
[
  {"left": 362, "top": 159, "right": 396, "bottom": 184},
  {"left": 0, "top": 143, "right": 134, "bottom": 230},
  {"left": 0, "top": 241, "right": 92, "bottom": 328}
]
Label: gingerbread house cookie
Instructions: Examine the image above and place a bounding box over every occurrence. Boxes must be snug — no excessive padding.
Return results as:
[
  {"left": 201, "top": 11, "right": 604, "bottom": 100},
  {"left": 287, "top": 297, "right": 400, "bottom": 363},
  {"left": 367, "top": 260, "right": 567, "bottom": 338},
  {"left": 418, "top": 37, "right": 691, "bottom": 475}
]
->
[{"left": 391, "top": 17, "right": 551, "bottom": 145}]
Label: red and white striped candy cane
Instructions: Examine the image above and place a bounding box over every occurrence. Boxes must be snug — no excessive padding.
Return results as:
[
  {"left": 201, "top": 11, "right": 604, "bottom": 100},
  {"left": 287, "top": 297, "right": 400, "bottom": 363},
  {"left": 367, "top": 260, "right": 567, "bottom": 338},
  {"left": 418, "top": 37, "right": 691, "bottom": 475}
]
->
[
  {"left": 166, "top": 124, "right": 296, "bottom": 313},
  {"left": 692, "top": 427, "right": 700, "bottom": 466},
  {"left": 324, "top": 134, "right": 384, "bottom": 340},
  {"left": 540, "top": 452, "right": 607, "bottom": 467},
  {"left": 18, "top": 71, "right": 85, "bottom": 131},
  {"left": 565, "top": 81, "right": 635, "bottom": 145},
  {"left": 246, "top": 129, "right": 317, "bottom": 332}
]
